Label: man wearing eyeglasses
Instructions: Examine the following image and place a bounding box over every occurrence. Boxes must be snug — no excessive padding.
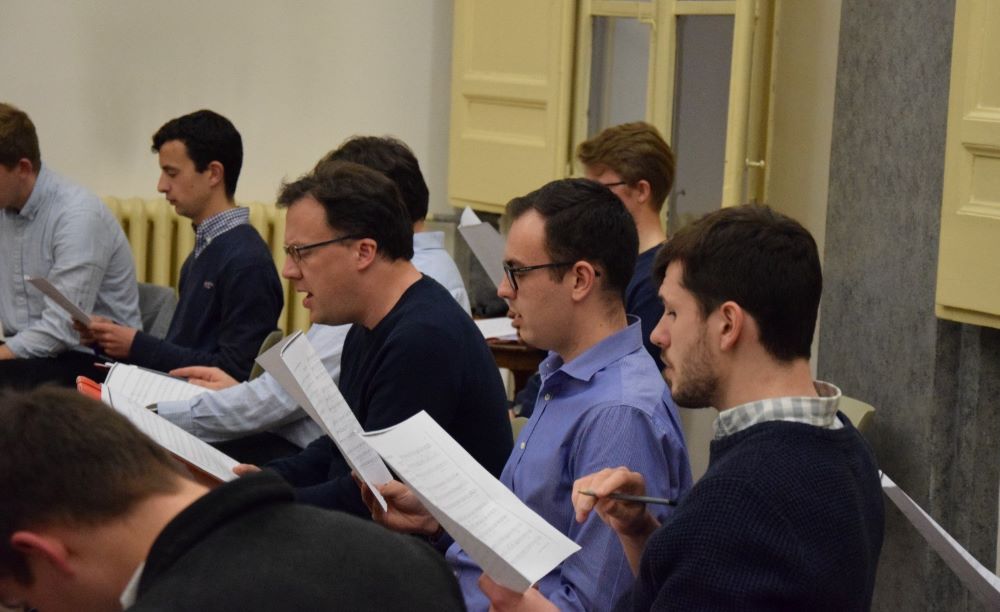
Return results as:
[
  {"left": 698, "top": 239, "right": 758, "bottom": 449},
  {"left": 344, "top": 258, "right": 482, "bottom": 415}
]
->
[
  {"left": 78, "top": 110, "right": 283, "bottom": 382},
  {"left": 514, "top": 122, "right": 674, "bottom": 418},
  {"left": 238, "top": 161, "right": 512, "bottom": 514},
  {"left": 361, "top": 179, "right": 691, "bottom": 611},
  {"left": 154, "top": 136, "right": 472, "bottom": 465}
]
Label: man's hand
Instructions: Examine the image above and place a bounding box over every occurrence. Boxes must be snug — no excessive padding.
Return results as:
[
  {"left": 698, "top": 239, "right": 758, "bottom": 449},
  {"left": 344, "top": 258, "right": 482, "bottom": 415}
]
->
[
  {"left": 73, "top": 319, "right": 98, "bottom": 345},
  {"left": 0, "top": 345, "right": 15, "bottom": 361},
  {"left": 85, "top": 316, "right": 138, "bottom": 359},
  {"left": 171, "top": 366, "right": 239, "bottom": 390},
  {"left": 478, "top": 575, "right": 558, "bottom": 612},
  {"left": 233, "top": 464, "right": 262, "bottom": 477},
  {"left": 572, "top": 467, "right": 660, "bottom": 538},
  {"left": 572, "top": 467, "right": 661, "bottom": 576},
  {"left": 357, "top": 476, "right": 440, "bottom": 536}
]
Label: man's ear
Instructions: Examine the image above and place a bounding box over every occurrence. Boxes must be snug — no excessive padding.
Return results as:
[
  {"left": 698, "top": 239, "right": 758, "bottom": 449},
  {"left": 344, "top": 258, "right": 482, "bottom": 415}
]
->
[
  {"left": 569, "top": 261, "right": 598, "bottom": 302},
  {"left": 206, "top": 161, "right": 225, "bottom": 189},
  {"left": 355, "top": 238, "right": 379, "bottom": 271},
  {"left": 9, "top": 531, "right": 74, "bottom": 576},
  {"left": 15, "top": 158, "right": 34, "bottom": 176},
  {"left": 634, "top": 179, "right": 653, "bottom": 206},
  {"left": 716, "top": 301, "right": 746, "bottom": 352}
]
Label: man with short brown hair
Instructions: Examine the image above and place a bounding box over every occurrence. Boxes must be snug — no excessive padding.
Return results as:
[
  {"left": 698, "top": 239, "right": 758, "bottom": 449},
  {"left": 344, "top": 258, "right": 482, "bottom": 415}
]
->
[
  {"left": 0, "top": 102, "right": 140, "bottom": 388},
  {"left": 0, "top": 387, "right": 465, "bottom": 611}
]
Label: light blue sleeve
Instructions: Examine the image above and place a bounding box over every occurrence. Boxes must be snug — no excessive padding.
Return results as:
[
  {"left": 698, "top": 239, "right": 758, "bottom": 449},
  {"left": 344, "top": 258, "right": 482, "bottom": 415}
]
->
[{"left": 158, "top": 324, "right": 349, "bottom": 444}]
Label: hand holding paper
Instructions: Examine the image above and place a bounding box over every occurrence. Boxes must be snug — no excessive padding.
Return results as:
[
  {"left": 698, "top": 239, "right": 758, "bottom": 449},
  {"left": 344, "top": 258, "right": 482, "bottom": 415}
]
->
[
  {"left": 359, "top": 478, "right": 441, "bottom": 536},
  {"left": 256, "top": 331, "right": 392, "bottom": 510}
]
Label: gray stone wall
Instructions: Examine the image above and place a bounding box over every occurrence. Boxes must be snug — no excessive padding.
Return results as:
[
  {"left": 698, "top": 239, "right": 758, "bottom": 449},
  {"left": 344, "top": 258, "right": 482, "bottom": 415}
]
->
[{"left": 822, "top": 1, "right": 1000, "bottom": 609}]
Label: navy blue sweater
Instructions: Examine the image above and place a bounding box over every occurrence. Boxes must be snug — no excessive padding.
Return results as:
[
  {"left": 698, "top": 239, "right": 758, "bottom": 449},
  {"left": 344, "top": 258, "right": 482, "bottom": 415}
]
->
[
  {"left": 619, "top": 414, "right": 884, "bottom": 611},
  {"left": 267, "top": 276, "right": 514, "bottom": 515},
  {"left": 129, "top": 224, "right": 283, "bottom": 380}
]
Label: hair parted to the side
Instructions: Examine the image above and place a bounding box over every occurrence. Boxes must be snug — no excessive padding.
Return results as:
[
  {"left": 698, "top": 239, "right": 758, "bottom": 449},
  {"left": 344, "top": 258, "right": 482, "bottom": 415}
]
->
[
  {"left": 314, "top": 136, "right": 429, "bottom": 224},
  {"left": 652, "top": 204, "right": 822, "bottom": 361},
  {"left": 0, "top": 103, "right": 41, "bottom": 172},
  {"left": 577, "top": 121, "right": 675, "bottom": 211},
  {"left": 506, "top": 178, "right": 638, "bottom": 301},
  {"left": 151, "top": 109, "right": 243, "bottom": 199},
  {"left": 277, "top": 161, "right": 414, "bottom": 261},
  {"left": 0, "top": 388, "right": 187, "bottom": 584}
]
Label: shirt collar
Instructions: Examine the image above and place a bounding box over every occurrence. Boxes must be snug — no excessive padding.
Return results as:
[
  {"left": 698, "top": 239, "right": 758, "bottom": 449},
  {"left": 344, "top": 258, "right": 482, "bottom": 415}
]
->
[
  {"left": 540, "top": 316, "right": 644, "bottom": 383},
  {"left": 193, "top": 206, "right": 249, "bottom": 256},
  {"left": 713, "top": 380, "right": 843, "bottom": 439},
  {"left": 412, "top": 230, "right": 445, "bottom": 251},
  {"left": 14, "top": 163, "right": 49, "bottom": 221},
  {"left": 119, "top": 562, "right": 145, "bottom": 609}
]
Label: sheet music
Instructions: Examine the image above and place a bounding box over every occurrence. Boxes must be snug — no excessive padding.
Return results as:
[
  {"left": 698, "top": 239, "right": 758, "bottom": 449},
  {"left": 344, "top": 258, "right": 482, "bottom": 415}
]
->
[
  {"left": 458, "top": 223, "right": 506, "bottom": 289},
  {"left": 361, "top": 411, "right": 579, "bottom": 592},
  {"left": 101, "top": 386, "right": 238, "bottom": 482},
  {"left": 475, "top": 317, "right": 518, "bottom": 340},
  {"left": 104, "top": 363, "right": 209, "bottom": 407},
  {"left": 881, "top": 473, "right": 1000, "bottom": 608},
  {"left": 25, "top": 276, "right": 92, "bottom": 326},
  {"left": 257, "top": 331, "right": 391, "bottom": 510}
]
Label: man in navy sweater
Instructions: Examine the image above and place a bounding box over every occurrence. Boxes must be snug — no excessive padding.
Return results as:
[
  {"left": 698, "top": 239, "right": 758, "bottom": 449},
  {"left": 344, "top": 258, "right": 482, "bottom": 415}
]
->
[
  {"left": 238, "top": 161, "right": 512, "bottom": 514},
  {"left": 80, "top": 110, "right": 283, "bottom": 381},
  {"left": 483, "top": 205, "right": 884, "bottom": 611}
]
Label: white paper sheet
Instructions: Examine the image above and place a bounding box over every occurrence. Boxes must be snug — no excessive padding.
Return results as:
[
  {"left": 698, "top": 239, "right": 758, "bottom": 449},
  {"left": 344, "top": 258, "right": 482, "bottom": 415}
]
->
[
  {"left": 458, "top": 223, "right": 506, "bottom": 289},
  {"left": 256, "top": 331, "right": 391, "bottom": 510},
  {"left": 475, "top": 317, "right": 518, "bottom": 341},
  {"left": 103, "top": 363, "right": 210, "bottom": 407},
  {"left": 881, "top": 473, "right": 1000, "bottom": 608},
  {"left": 101, "top": 386, "right": 238, "bottom": 482},
  {"left": 459, "top": 206, "right": 483, "bottom": 227},
  {"left": 25, "top": 276, "right": 92, "bottom": 326},
  {"left": 361, "top": 411, "right": 580, "bottom": 592}
]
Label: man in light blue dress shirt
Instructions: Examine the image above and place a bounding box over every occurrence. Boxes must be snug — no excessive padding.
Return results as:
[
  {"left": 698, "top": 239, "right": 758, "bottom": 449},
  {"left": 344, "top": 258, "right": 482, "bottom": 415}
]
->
[
  {"left": 160, "top": 136, "right": 470, "bottom": 463},
  {"left": 0, "top": 103, "right": 140, "bottom": 389},
  {"left": 362, "top": 178, "right": 692, "bottom": 611}
]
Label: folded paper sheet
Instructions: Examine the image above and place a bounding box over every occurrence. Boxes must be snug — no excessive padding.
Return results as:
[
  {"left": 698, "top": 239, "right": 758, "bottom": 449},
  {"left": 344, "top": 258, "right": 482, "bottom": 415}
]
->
[
  {"left": 457, "top": 216, "right": 506, "bottom": 289},
  {"left": 25, "top": 276, "right": 92, "bottom": 326},
  {"left": 361, "top": 411, "right": 579, "bottom": 592},
  {"left": 256, "top": 331, "right": 391, "bottom": 510},
  {"left": 474, "top": 317, "right": 518, "bottom": 341},
  {"left": 101, "top": 386, "right": 237, "bottom": 482}
]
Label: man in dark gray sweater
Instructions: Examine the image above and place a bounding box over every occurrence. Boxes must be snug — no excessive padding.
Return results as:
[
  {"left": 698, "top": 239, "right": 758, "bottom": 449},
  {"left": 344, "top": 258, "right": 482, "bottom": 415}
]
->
[{"left": 0, "top": 388, "right": 464, "bottom": 612}]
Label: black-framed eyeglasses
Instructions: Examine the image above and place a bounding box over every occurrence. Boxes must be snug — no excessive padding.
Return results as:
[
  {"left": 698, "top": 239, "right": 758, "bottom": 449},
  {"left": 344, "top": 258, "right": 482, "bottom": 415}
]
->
[
  {"left": 599, "top": 180, "right": 628, "bottom": 188},
  {"left": 283, "top": 234, "right": 362, "bottom": 263},
  {"left": 503, "top": 261, "right": 601, "bottom": 292}
]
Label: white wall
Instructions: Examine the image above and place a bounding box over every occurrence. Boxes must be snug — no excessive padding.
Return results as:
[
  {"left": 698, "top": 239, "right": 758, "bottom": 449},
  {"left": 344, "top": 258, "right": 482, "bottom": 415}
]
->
[{"left": 0, "top": 0, "right": 454, "bottom": 214}]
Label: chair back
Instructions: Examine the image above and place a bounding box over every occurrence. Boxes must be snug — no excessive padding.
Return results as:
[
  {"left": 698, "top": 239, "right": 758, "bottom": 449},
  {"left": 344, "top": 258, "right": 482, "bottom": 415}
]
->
[{"left": 249, "top": 329, "right": 285, "bottom": 380}]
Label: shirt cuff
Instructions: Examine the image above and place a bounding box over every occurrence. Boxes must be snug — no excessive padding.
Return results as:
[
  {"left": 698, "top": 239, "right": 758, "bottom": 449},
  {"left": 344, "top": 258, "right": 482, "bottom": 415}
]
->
[{"left": 156, "top": 399, "right": 196, "bottom": 433}]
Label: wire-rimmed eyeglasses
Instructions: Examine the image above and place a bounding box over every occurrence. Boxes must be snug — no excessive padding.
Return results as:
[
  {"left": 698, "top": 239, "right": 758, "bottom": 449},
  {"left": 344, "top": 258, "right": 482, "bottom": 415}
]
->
[{"left": 283, "top": 234, "right": 362, "bottom": 263}]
